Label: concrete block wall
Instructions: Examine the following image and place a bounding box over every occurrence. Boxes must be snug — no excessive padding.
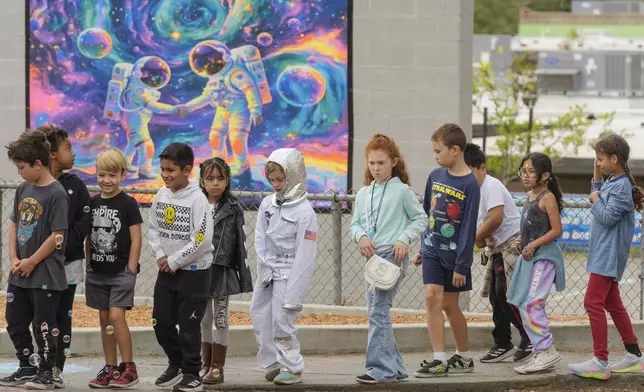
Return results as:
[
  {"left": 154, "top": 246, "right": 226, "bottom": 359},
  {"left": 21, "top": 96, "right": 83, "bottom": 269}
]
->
[
  {"left": 0, "top": 0, "right": 27, "bottom": 182},
  {"left": 0, "top": 0, "right": 475, "bottom": 193},
  {"left": 351, "top": 0, "right": 474, "bottom": 193}
]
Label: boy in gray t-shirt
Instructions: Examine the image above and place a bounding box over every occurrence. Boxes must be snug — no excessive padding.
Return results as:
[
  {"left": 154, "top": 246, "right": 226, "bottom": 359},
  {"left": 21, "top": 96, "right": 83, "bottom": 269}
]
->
[{"left": 0, "top": 131, "right": 69, "bottom": 390}]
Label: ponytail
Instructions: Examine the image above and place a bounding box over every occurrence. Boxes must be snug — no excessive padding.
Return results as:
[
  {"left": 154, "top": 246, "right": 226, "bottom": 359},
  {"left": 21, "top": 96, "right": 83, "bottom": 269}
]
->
[
  {"left": 621, "top": 161, "right": 644, "bottom": 211},
  {"left": 547, "top": 173, "right": 564, "bottom": 212}
]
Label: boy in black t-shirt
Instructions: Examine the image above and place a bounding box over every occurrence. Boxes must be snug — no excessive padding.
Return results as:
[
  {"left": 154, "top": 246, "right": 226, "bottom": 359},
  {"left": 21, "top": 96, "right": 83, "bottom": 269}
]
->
[
  {"left": 85, "top": 149, "right": 143, "bottom": 389},
  {"left": 0, "top": 130, "right": 69, "bottom": 389},
  {"left": 40, "top": 124, "right": 92, "bottom": 387}
]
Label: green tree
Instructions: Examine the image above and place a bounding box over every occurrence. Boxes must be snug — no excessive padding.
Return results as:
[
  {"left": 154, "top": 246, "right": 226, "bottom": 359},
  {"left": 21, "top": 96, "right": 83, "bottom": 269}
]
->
[
  {"left": 474, "top": 0, "right": 522, "bottom": 35},
  {"left": 472, "top": 54, "right": 619, "bottom": 184}
]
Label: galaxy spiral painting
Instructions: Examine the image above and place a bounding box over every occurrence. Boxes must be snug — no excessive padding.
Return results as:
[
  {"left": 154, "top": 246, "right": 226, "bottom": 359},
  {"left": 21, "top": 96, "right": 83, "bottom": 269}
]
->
[{"left": 28, "top": 0, "right": 352, "bottom": 192}]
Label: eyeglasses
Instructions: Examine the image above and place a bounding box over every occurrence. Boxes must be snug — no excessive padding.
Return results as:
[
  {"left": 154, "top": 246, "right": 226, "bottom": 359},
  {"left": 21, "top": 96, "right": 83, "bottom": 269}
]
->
[{"left": 517, "top": 169, "right": 537, "bottom": 178}]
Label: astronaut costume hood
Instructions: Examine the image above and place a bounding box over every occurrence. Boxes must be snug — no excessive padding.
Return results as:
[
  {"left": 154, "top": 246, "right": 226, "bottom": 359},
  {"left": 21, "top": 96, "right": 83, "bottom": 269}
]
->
[{"left": 266, "top": 148, "right": 308, "bottom": 206}]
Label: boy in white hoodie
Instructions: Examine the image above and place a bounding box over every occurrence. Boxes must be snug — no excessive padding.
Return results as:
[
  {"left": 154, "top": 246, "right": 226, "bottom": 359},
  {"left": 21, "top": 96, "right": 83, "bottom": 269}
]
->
[
  {"left": 148, "top": 143, "right": 214, "bottom": 392},
  {"left": 250, "top": 148, "right": 318, "bottom": 386}
]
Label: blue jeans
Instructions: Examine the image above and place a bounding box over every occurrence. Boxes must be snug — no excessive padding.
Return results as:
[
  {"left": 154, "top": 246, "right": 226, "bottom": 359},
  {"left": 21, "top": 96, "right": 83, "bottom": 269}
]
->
[{"left": 364, "top": 246, "right": 409, "bottom": 381}]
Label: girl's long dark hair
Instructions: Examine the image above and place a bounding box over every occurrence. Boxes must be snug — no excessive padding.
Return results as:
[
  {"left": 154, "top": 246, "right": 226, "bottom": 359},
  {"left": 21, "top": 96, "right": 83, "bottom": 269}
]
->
[
  {"left": 594, "top": 134, "right": 644, "bottom": 211},
  {"left": 199, "top": 157, "right": 237, "bottom": 205},
  {"left": 520, "top": 152, "right": 564, "bottom": 212}
]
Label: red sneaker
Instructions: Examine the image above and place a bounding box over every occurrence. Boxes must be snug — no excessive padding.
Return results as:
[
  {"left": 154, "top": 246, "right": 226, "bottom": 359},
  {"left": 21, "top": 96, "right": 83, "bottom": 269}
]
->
[
  {"left": 88, "top": 365, "right": 117, "bottom": 389},
  {"left": 109, "top": 362, "right": 139, "bottom": 389}
]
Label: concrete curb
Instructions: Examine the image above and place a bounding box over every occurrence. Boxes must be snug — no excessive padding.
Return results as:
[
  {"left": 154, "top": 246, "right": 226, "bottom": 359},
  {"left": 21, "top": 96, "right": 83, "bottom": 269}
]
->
[
  {"left": 3, "top": 321, "right": 643, "bottom": 357},
  {"left": 197, "top": 374, "right": 642, "bottom": 392}
]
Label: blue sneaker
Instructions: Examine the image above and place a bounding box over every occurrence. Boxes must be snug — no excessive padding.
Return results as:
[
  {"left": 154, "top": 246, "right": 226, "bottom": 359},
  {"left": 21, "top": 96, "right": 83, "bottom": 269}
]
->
[
  {"left": 264, "top": 362, "right": 282, "bottom": 381},
  {"left": 273, "top": 370, "right": 302, "bottom": 385}
]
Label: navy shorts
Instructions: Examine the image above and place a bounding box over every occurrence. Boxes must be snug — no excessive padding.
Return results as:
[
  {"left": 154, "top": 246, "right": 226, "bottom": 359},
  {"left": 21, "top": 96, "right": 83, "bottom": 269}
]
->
[{"left": 421, "top": 256, "right": 472, "bottom": 292}]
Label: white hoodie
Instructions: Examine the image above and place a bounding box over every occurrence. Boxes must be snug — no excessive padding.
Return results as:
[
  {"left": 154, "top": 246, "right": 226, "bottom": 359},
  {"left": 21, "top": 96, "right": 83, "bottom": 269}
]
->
[
  {"left": 148, "top": 181, "right": 214, "bottom": 272},
  {"left": 255, "top": 148, "right": 317, "bottom": 311}
]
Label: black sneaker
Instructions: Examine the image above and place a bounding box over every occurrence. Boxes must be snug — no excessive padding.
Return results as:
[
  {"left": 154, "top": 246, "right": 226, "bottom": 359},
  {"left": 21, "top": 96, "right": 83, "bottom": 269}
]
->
[
  {"left": 52, "top": 368, "right": 64, "bottom": 389},
  {"left": 514, "top": 341, "right": 533, "bottom": 362},
  {"left": 173, "top": 373, "right": 202, "bottom": 392},
  {"left": 414, "top": 359, "right": 448, "bottom": 378},
  {"left": 0, "top": 366, "right": 37, "bottom": 386},
  {"left": 356, "top": 374, "right": 377, "bottom": 384},
  {"left": 24, "top": 371, "right": 55, "bottom": 390},
  {"left": 155, "top": 366, "right": 183, "bottom": 388},
  {"left": 480, "top": 345, "right": 517, "bottom": 363},
  {"left": 447, "top": 354, "right": 475, "bottom": 373}
]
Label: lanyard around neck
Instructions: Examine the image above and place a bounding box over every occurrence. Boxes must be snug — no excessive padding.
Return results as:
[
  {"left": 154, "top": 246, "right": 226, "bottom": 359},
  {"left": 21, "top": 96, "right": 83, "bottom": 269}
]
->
[{"left": 370, "top": 178, "right": 391, "bottom": 233}]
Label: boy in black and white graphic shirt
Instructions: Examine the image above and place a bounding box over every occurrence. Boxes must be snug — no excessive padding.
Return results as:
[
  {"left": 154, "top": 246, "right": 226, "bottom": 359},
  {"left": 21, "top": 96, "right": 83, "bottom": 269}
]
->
[
  {"left": 148, "top": 143, "right": 214, "bottom": 392},
  {"left": 85, "top": 149, "right": 143, "bottom": 389}
]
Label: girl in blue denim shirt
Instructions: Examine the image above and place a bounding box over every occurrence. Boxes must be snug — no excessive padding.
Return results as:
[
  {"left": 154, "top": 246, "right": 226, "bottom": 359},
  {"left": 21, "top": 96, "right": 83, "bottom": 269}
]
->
[{"left": 349, "top": 134, "right": 428, "bottom": 384}]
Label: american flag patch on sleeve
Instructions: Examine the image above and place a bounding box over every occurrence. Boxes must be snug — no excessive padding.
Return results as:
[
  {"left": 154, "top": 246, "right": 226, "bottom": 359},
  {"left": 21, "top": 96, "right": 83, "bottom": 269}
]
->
[{"left": 304, "top": 230, "right": 317, "bottom": 241}]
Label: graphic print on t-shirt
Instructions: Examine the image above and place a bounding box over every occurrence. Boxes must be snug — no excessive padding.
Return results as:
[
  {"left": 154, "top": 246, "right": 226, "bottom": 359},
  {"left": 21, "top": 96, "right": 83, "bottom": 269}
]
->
[
  {"left": 428, "top": 182, "right": 466, "bottom": 252},
  {"left": 91, "top": 205, "right": 122, "bottom": 262},
  {"left": 18, "top": 197, "right": 43, "bottom": 246},
  {"left": 156, "top": 201, "right": 191, "bottom": 242}
]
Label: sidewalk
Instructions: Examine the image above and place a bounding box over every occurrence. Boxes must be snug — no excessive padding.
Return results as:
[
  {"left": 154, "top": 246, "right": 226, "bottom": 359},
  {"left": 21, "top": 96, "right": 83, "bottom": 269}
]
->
[{"left": 0, "top": 352, "right": 641, "bottom": 391}]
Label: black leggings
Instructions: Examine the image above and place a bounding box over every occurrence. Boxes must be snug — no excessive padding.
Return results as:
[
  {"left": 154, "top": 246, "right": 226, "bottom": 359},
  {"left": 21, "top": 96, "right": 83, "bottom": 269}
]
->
[{"left": 55, "top": 284, "right": 77, "bottom": 371}]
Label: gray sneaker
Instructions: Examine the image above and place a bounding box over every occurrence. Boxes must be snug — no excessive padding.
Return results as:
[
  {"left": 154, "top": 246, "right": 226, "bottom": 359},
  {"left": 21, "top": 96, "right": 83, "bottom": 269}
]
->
[
  {"left": 52, "top": 368, "right": 64, "bottom": 389},
  {"left": 610, "top": 353, "right": 643, "bottom": 374}
]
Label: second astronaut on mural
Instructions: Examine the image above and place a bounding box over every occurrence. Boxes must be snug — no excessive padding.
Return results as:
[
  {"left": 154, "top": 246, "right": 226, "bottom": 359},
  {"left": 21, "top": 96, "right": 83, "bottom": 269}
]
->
[{"left": 179, "top": 40, "right": 272, "bottom": 183}]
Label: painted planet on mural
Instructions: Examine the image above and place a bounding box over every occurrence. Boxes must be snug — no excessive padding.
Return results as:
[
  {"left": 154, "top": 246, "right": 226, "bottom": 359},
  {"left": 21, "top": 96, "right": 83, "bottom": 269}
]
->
[
  {"left": 77, "top": 27, "right": 113, "bottom": 59},
  {"left": 277, "top": 66, "right": 326, "bottom": 108}
]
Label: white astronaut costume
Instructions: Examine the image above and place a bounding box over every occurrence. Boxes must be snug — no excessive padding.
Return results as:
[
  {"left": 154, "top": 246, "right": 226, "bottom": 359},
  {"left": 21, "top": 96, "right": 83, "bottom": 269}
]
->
[
  {"left": 184, "top": 41, "right": 266, "bottom": 179},
  {"left": 108, "top": 56, "right": 178, "bottom": 179},
  {"left": 249, "top": 148, "right": 318, "bottom": 375}
]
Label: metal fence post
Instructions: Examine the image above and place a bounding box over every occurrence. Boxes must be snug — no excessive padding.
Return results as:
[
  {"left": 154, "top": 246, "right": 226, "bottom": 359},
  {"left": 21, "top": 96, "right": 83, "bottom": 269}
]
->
[
  {"left": 331, "top": 193, "right": 343, "bottom": 305},
  {"left": 0, "top": 188, "right": 3, "bottom": 287},
  {"left": 639, "top": 214, "right": 644, "bottom": 320}
]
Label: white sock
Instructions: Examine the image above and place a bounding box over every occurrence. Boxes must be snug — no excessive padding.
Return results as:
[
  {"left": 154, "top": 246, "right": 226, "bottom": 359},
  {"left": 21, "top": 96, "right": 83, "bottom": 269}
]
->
[
  {"left": 456, "top": 350, "right": 472, "bottom": 359},
  {"left": 434, "top": 352, "right": 447, "bottom": 363}
]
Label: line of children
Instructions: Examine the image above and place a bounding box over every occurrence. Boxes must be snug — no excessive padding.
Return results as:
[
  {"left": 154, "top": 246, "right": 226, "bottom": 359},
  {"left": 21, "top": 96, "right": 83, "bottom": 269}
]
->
[
  {"left": 5, "top": 124, "right": 644, "bottom": 388},
  {"left": 198, "top": 158, "right": 253, "bottom": 385},
  {"left": 40, "top": 125, "right": 92, "bottom": 388},
  {"left": 569, "top": 134, "right": 644, "bottom": 379},
  {"left": 86, "top": 149, "right": 143, "bottom": 389},
  {"left": 464, "top": 143, "right": 532, "bottom": 363},
  {"left": 350, "top": 134, "right": 427, "bottom": 384}
]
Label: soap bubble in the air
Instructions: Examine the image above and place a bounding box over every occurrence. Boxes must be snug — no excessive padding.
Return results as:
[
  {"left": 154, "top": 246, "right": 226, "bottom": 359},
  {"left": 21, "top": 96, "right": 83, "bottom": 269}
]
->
[
  {"left": 23, "top": 348, "right": 30, "bottom": 356},
  {"left": 152, "top": 318, "right": 157, "bottom": 327},
  {"left": 105, "top": 325, "right": 114, "bottom": 335},
  {"left": 287, "top": 18, "right": 301, "bottom": 30},
  {"left": 63, "top": 335, "right": 71, "bottom": 344},
  {"left": 64, "top": 348, "right": 71, "bottom": 358},
  {"left": 6, "top": 292, "right": 14, "bottom": 303},
  {"left": 29, "top": 354, "right": 41, "bottom": 366},
  {"left": 77, "top": 27, "right": 113, "bottom": 59},
  {"left": 257, "top": 32, "right": 273, "bottom": 47},
  {"left": 52, "top": 328, "right": 60, "bottom": 337}
]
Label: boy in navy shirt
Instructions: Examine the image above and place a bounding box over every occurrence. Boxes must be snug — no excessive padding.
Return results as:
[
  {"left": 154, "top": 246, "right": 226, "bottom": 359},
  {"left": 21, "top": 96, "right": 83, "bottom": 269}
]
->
[{"left": 413, "top": 123, "right": 480, "bottom": 378}]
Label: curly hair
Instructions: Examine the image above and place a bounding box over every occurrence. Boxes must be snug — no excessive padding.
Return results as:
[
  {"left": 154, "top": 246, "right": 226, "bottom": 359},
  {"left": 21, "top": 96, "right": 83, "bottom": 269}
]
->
[{"left": 363, "top": 133, "right": 410, "bottom": 186}]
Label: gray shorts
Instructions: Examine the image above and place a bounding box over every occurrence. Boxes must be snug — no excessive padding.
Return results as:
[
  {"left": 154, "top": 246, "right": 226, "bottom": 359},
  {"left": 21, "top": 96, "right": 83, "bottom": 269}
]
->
[{"left": 86, "top": 265, "right": 136, "bottom": 310}]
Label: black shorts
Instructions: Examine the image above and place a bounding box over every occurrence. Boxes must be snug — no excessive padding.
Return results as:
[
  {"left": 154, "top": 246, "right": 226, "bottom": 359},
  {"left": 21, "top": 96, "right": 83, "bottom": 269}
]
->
[{"left": 421, "top": 255, "right": 472, "bottom": 292}]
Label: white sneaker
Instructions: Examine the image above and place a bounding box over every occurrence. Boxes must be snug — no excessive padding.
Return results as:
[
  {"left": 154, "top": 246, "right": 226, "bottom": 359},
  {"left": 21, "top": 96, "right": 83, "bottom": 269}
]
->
[
  {"left": 514, "top": 352, "right": 538, "bottom": 374},
  {"left": 52, "top": 368, "right": 64, "bottom": 389},
  {"left": 522, "top": 347, "right": 560, "bottom": 373},
  {"left": 610, "top": 353, "right": 644, "bottom": 373}
]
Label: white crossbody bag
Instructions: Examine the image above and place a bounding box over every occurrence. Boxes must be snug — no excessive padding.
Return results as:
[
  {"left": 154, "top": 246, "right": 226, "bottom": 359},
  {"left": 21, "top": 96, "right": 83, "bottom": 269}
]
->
[{"left": 365, "top": 254, "right": 401, "bottom": 292}]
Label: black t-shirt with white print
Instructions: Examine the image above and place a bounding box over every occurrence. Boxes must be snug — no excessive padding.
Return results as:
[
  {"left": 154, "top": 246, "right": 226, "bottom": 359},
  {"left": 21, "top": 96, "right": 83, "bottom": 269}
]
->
[{"left": 89, "top": 192, "right": 143, "bottom": 274}]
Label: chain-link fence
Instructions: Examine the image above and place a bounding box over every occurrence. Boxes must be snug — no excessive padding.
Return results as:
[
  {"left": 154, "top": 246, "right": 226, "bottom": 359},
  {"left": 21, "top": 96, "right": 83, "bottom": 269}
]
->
[{"left": 1, "top": 181, "right": 643, "bottom": 319}]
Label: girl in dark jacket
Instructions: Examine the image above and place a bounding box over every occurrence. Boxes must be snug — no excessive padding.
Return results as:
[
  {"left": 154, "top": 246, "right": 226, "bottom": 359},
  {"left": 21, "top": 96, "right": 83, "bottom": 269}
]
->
[{"left": 198, "top": 158, "right": 253, "bottom": 384}]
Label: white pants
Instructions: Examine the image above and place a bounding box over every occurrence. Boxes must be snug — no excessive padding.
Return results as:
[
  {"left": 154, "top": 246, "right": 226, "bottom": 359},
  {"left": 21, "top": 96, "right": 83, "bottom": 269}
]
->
[{"left": 249, "top": 279, "right": 303, "bottom": 373}]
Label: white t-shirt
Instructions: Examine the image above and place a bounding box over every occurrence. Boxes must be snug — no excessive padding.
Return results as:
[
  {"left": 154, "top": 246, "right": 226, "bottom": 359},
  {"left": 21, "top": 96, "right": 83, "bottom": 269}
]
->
[{"left": 477, "top": 175, "right": 521, "bottom": 246}]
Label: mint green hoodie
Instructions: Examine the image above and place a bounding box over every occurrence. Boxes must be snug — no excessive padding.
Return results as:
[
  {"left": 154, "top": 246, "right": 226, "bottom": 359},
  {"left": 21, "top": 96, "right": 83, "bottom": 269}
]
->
[{"left": 350, "top": 177, "right": 428, "bottom": 247}]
